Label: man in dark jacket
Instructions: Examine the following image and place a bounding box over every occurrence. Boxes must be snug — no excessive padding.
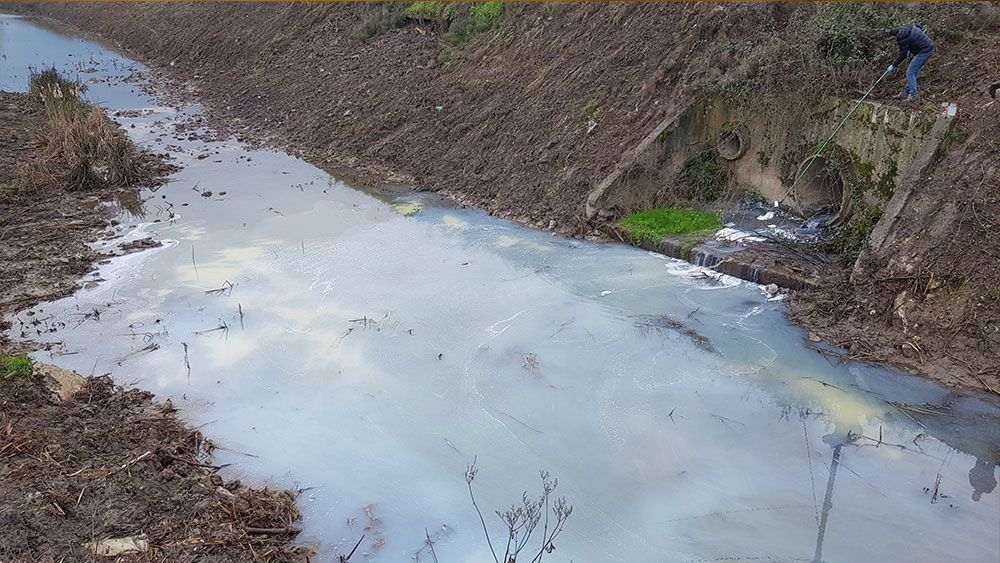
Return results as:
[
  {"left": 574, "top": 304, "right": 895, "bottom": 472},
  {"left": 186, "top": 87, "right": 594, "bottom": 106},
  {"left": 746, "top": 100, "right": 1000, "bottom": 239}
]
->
[{"left": 888, "top": 24, "right": 935, "bottom": 102}]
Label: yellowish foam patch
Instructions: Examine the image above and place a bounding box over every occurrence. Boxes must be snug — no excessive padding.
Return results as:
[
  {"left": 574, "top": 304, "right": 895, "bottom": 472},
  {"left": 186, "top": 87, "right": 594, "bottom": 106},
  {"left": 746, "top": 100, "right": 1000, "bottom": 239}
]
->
[
  {"left": 787, "top": 377, "right": 889, "bottom": 431},
  {"left": 495, "top": 235, "right": 554, "bottom": 252},
  {"left": 393, "top": 202, "right": 423, "bottom": 216},
  {"left": 175, "top": 243, "right": 278, "bottom": 284},
  {"left": 442, "top": 214, "right": 468, "bottom": 227},
  {"left": 173, "top": 224, "right": 208, "bottom": 241}
]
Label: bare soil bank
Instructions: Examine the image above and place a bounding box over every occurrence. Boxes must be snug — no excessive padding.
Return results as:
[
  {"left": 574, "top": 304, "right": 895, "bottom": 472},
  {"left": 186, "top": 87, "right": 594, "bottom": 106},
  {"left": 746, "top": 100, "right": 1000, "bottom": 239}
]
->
[
  {"left": 24, "top": 2, "right": 1000, "bottom": 395},
  {"left": 0, "top": 92, "right": 309, "bottom": 561},
  {"left": 0, "top": 371, "right": 309, "bottom": 562}
]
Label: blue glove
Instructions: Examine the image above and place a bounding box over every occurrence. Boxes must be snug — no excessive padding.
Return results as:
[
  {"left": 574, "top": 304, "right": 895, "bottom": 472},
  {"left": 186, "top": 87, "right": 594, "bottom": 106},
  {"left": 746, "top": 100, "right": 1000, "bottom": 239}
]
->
[{"left": 887, "top": 65, "right": 895, "bottom": 72}]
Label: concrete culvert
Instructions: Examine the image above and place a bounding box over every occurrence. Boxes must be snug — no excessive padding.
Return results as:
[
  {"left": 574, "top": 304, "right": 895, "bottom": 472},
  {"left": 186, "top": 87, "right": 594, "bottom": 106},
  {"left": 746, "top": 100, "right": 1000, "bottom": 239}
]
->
[
  {"left": 795, "top": 157, "right": 844, "bottom": 212},
  {"left": 715, "top": 124, "right": 749, "bottom": 161}
]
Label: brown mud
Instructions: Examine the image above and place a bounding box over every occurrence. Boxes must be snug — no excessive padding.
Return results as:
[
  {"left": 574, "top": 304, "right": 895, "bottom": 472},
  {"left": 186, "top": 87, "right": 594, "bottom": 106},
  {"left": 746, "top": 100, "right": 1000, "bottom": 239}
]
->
[
  {"left": 1, "top": 371, "right": 309, "bottom": 562},
  {"left": 7, "top": 4, "right": 1000, "bottom": 392}
]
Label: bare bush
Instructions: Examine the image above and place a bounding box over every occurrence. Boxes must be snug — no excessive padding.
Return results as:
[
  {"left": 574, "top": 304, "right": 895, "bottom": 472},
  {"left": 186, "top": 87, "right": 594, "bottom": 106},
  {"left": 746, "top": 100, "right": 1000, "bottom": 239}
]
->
[{"left": 465, "top": 459, "right": 573, "bottom": 563}]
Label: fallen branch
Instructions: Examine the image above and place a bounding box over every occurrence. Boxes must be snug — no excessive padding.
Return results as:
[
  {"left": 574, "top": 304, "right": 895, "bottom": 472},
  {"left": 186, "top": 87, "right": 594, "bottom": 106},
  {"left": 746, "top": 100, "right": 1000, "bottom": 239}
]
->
[
  {"left": 106, "top": 450, "right": 153, "bottom": 476},
  {"left": 161, "top": 453, "right": 229, "bottom": 472},
  {"left": 245, "top": 527, "right": 302, "bottom": 536}
]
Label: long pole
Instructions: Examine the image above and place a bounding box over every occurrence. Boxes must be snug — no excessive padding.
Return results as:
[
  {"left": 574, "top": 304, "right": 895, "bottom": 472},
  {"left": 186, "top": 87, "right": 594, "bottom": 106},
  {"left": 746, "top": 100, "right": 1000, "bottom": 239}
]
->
[{"left": 777, "top": 67, "right": 892, "bottom": 207}]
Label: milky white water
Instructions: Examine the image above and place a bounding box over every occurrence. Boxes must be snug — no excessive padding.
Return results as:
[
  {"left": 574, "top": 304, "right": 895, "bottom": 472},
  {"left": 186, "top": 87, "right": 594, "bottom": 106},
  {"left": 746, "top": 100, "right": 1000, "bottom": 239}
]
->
[{"left": 3, "top": 15, "right": 999, "bottom": 563}]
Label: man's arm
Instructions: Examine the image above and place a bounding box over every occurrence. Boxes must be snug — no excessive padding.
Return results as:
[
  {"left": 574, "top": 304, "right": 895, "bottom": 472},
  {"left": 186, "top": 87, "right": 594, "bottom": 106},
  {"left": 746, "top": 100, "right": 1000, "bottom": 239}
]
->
[{"left": 892, "top": 38, "right": 910, "bottom": 68}]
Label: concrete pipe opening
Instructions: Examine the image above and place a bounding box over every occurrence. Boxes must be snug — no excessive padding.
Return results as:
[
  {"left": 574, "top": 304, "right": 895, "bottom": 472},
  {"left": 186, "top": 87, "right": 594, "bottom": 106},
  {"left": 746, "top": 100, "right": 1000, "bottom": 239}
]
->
[
  {"left": 716, "top": 124, "right": 749, "bottom": 161},
  {"left": 795, "top": 157, "right": 844, "bottom": 212}
]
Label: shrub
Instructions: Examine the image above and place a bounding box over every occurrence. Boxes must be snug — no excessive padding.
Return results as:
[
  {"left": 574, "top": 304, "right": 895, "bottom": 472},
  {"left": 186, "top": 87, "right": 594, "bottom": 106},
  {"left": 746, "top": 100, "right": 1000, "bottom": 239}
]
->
[
  {"left": 405, "top": 1, "right": 447, "bottom": 22},
  {"left": 470, "top": 1, "right": 504, "bottom": 30},
  {"left": 357, "top": 2, "right": 408, "bottom": 40},
  {"left": 679, "top": 149, "right": 729, "bottom": 202},
  {"left": 29, "top": 68, "right": 149, "bottom": 191},
  {"left": 824, "top": 204, "right": 884, "bottom": 265},
  {"left": 29, "top": 66, "right": 84, "bottom": 105}
]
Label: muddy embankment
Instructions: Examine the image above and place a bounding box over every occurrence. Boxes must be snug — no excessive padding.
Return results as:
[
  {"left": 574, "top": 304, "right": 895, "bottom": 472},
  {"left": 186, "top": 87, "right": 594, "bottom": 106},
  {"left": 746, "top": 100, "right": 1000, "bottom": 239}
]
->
[
  {"left": 27, "top": 2, "right": 1000, "bottom": 394},
  {"left": 0, "top": 73, "right": 310, "bottom": 562}
]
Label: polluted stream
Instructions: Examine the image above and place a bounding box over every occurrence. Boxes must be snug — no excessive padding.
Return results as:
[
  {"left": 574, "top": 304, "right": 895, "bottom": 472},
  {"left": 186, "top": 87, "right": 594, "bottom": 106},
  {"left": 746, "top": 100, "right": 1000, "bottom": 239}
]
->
[{"left": 3, "top": 15, "right": 999, "bottom": 563}]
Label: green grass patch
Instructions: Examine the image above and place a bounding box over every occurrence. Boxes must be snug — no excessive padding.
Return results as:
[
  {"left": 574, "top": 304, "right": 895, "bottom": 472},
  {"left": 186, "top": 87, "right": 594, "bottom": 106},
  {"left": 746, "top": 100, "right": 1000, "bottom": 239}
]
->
[
  {"left": 620, "top": 207, "right": 722, "bottom": 244},
  {"left": 1, "top": 355, "right": 32, "bottom": 383},
  {"left": 405, "top": 1, "right": 447, "bottom": 20},
  {"left": 937, "top": 122, "right": 969, "bottom": 155},
  {"left": 470, "top": 1, "right": 504, "bottom": 27}
]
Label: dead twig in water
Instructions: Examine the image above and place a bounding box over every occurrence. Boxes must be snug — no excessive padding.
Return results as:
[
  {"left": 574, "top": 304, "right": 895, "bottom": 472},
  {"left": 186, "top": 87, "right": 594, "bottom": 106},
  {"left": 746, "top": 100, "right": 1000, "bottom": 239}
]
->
[
  {"left": 930, "top": 473, "right": 943, "bottom": 504},
  {"left": 182, "top": 342, "right": 190, "bottom": 384},
  {"left": 115, "top": 342, "right": 159, "bottom": 365},
  {"left": 193, "top": 322, "right": 229, "bottom": 339},
  {"left": 191, "top": 244, "right": 199, "bottom": 281},
  {"left": 339, "top": 534, "right": 365, "bottom": 562},
  {"left": 500, "top": 265, "right": 551, "bottom": 283},
  {"left": 424, "top": 528, "right": 439, "bottom": 563},
  {"left": 806, "top": 344, "right": 850, "bottom": 365},
  {"left": 888, "top": 402, "right": 928, "bottom": 429},
  {"left": 204, "top": 280, "right": 235, "bottom": 296},
  {"left": 465, "top": 459, "right": 499, "bottom": 563}
]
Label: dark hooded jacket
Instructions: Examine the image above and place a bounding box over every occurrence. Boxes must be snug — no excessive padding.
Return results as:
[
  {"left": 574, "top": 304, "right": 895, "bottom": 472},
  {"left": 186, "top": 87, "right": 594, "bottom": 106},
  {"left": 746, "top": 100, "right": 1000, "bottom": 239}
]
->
[{"left": 891, "top": 24, "right": 934, "bottom": 67}]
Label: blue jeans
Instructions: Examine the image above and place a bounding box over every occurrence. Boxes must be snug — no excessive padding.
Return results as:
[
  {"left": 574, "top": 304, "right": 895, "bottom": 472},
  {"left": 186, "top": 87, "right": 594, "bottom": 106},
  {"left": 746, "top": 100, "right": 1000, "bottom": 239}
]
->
[{"left": 905, "top": 50, "right": 933, "bottom": 95}]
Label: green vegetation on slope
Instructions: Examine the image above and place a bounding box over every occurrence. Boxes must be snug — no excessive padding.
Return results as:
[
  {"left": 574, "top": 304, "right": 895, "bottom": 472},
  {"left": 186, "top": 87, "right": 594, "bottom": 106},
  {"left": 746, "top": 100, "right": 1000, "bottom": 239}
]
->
[
  {"left": 1, "top": 355, "right": 32, "bottom": 383},
  {"left": 712, "top": 2, "right": 999, "bottom": 113},
  {"left": 679, "top": 149, "right": 729, "bottom": 203},
  {"left": 620, "top": 207, "right": 721, "bottom": 244},
  {"left": 820, "top": 204, "right": 884, "bottom": 266}
]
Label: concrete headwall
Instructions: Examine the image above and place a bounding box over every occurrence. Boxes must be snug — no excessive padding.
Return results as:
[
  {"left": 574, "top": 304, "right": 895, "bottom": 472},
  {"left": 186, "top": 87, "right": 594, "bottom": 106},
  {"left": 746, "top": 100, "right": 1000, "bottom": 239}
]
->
[{"left": 591, "top": 95, "right": 947, "bottom": 218}]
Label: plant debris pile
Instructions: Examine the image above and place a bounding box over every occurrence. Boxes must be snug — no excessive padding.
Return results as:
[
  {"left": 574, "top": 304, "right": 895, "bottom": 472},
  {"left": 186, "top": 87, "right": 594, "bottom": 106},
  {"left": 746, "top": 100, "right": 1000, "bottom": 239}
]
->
[{"left": 0, "top": 369, "right": 310, "bottom": 562}]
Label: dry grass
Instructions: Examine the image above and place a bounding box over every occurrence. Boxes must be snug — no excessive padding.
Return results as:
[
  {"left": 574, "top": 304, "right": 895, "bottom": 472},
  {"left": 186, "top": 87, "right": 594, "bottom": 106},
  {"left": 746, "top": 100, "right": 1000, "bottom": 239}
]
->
[{"left": 3, "top": 68, "right": 166, "bottom": 200}]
